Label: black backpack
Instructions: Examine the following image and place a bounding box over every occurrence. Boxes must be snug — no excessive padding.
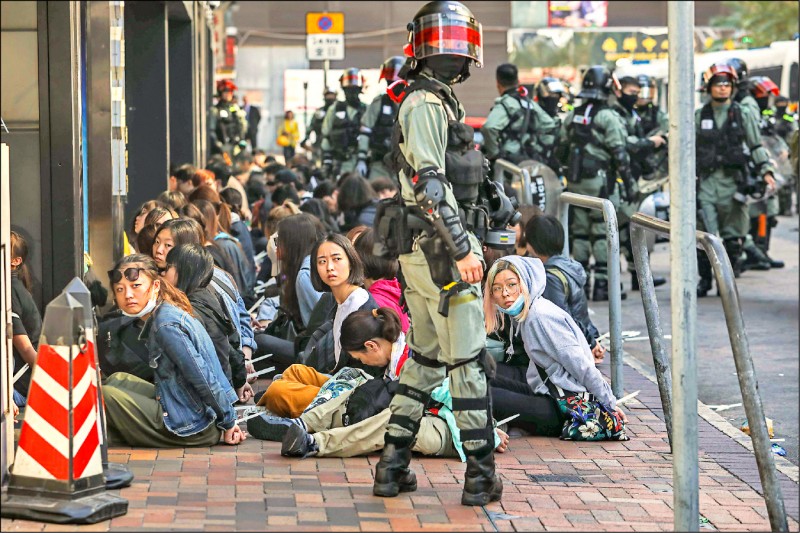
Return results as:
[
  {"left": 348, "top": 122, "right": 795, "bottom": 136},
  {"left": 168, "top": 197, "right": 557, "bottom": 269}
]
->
[{"left": 342, "top": 376, "right": 400, "bottom": 427}]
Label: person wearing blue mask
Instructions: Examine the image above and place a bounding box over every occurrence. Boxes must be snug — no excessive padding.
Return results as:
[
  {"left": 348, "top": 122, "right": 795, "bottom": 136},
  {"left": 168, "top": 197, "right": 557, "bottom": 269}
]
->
[{"left": 483, "top": 256, "right": 629, "bottom": 441}]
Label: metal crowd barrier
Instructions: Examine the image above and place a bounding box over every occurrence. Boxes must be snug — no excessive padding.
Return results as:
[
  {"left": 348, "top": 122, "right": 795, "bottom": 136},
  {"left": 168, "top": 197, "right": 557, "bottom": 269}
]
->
[
  {"left": 557, "top": 192, "right": 623, "bottom": 398},
  {"left": 630, "top": 212, "right": 788, "bottom": 532},
  {"left": 493, "top": 159, "right": 533, "bottom": 206}
]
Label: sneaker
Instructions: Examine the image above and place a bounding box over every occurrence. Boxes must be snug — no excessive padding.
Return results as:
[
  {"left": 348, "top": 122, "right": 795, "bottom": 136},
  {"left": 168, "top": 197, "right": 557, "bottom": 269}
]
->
[
  {"left": 247, "top": 413, "right": 305, "bottom": 442},
  {"left": 281, "top": 424, "right": 318, "bottom": 458}
]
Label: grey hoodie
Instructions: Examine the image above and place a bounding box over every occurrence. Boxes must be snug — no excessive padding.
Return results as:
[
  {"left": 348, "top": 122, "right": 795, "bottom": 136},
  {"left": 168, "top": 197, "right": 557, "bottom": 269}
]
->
[
  {"left": 499, "top": 255, "right": 617, "bottom": 410},
  {"left": 542, "top": 254, "right": 600, "bottom": 348}
]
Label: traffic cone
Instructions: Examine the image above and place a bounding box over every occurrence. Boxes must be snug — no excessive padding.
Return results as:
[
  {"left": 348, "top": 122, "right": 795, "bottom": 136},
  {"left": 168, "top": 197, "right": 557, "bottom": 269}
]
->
[
  {"left": 0, "top": 292, "right": 128, "bottom": 523},
  {"left": 64, "top": 277, "right": 133, "bottom": 490}
]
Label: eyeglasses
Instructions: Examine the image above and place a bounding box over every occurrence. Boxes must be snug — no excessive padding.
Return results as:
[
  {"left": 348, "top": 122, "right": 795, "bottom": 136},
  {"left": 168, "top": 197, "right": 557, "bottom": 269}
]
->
[
  {"left": 108, "top": 267, "right": 146, "bottom": 284},
  {"left": 490, "top": 282, "right": 520, "bottom": 296}
]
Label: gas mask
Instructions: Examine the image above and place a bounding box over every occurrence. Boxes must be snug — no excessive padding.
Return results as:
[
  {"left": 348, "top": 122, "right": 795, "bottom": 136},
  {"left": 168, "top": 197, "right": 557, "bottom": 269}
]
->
[
  {"left": 426, "top": 55, "right": 469, "bottom": 85},
  {"left": 344, "top": 87, "right": 362, "bottom": 107}
]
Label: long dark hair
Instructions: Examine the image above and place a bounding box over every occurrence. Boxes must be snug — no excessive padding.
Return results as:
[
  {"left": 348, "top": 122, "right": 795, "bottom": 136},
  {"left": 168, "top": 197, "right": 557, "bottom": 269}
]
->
[
  {"left": 276, "top": 214, "right": 326, "bottom": 322},
  {"left": 166, "top": 244, "right": 215, "bottom": 295},
  {"left": 341, "top": 307, "right": 402, "bottom": 353},
  {"left": 353, "top": 227, "right": 397, "bottom": 280},
  {"left": 219, "top": 187, "right": 245, "bottom": 219},
  {"left": 337, "top": 174, "right": 377, "bottom": 212},
  {"left": 190, "top": 185, "right": 232, "bottom": 233},
  {"left": 155, "top": 218, "right": 205, "bottom": 249},
  {"left": 10, "top": 230, "right": 32, "bottom": 291},
  {"left": 309, "top": 233, "right": 365, "bottom": 292}
]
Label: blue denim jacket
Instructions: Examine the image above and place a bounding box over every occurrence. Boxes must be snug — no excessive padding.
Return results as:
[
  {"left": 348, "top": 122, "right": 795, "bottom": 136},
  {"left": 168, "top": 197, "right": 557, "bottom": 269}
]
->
[
  {"left": 143, "top": 301, "right": 238, "bottom": 436},
  {"left": 210, "top": 268, "right": 257, "bottom": 352}
]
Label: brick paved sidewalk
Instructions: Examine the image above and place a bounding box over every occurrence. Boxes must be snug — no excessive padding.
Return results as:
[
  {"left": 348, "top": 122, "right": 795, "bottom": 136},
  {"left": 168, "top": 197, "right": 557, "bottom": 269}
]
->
[{"left": 2, "top": 359, "right": 798, "bottom": 532}]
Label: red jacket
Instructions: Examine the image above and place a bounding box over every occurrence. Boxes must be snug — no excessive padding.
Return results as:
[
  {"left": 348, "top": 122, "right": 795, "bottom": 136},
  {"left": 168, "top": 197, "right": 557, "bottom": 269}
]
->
[{"left": 368, "top": 278, "right": 410, "bottom": 333}]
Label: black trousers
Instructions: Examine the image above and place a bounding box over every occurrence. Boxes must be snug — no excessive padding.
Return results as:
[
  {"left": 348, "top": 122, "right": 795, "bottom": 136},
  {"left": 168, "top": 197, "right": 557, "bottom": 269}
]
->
[
  {"left": 491, "top": 363, "right": 563, "bottom": 437},
  {"left": 254, "top": 333, "right": 298, "bottom": 375}
]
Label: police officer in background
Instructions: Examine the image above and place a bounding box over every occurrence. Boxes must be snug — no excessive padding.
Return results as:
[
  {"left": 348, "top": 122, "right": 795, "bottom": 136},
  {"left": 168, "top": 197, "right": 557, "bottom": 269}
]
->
[
  {"left": 209, "top": 79, "right": 249, "bottom": 157},
  {"left": 726, "top": 57, "right": 760, "bottom": 118},
  {"left": 375, "top": 0, "right": 502, "bottom": 507},
  {"left": 634, "top": 74, "right": 669, "bottom": 180},
  {"left": 773, "top": 95, "right": 798, "bottom": 143},
  {"left": 481, "top": 63, "right": 560, "bottom": 172},
  {"left": 695, "top": 63, "right": 776, "bottom": 297},
  {"left": 356, "top": 56, "right": 404, "bottom": 180},
  {"left": 535, "top": 76, "right": 569, "bottom": 120},
  {"left": 612, "top": 76, "right": 667, "bottom": 291},
  {"left": 302, "top": 89, "right": 337, "bottom": 165},
  {"left": 561, "top": 66, "right": 635, "bottom": 301},
  {"left": 321, "top": 69, "right": 367, "bottom": 179}
]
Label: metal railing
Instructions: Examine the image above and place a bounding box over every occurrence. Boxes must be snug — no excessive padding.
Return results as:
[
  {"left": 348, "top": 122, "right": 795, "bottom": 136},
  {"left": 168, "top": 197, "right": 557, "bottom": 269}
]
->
[
  {"left": 630, "top": 212, "right": 788, "bottom": 532},
  {"left": 558, "top": 192, "right": 623, "bottom": 398},
  {"left": 493, "top": 159, "right": 532, "bottom": 206}
]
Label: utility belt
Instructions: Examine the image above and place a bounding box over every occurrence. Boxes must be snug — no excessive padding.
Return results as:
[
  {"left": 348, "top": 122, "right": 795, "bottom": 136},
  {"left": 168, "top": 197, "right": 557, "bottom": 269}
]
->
[{"left": 567, "top": 148, "right": 609, "bottom": 185}]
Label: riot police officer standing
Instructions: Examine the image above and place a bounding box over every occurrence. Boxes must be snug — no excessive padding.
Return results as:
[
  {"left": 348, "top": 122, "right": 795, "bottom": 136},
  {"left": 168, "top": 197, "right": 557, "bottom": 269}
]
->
[
  {"left": 356, "top": 56, "right": 404, "bottom": 180},
  {"left": 726, "top": 57, "right": 760, "bottom": 118},
  {"left": 374, "top": 0, "right": 503, "bottom": 507},
  {"left": 561, "top": 66, "right": 635, "bottom": 301},
  {"left": 612, "top": 76, "right": 667, "bottom": 291},
  {"left": 535, "top": 76, "right": 569, "bottom": 120},
  {"left": 481, "top": 63, "right": 559, "bottom": 171},
  {"left": 695, "top": 63, "right": 776, "bottom": 297},
  {"left": 209, "top": 79, "right": 249, "bottom": 157},
  {"left": 302, "top": 89, "right": 337, "bottom": 165},
  {"left": 321, "top": 69, "right": 367, "bottom": 179}
]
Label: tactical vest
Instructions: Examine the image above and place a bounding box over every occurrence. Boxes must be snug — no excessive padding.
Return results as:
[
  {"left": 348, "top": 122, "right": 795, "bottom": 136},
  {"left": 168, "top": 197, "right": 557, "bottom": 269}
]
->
[
  {"left": 329, "top": 101, "right": 365, "bottom": 158},
  {"left": 387, "top": 78, "right": 485, "bottom": 206},
  {"left": 368, "top": 93, "right": 398, "bottom": 160},
  {"left": 638, "top": 104, "right": 660, "bottom": 136},
  {"left": 309, "top": 106, "right": 329, "bottom": 146},
  {"left": 565, "top": 102, "right": 608, "bottom": 182},
  {"left": 695, "top": 102, "right": 749, "bottom": 178},
  {"left": 215, "top": 102, "right": 243, "bottom": 144}
]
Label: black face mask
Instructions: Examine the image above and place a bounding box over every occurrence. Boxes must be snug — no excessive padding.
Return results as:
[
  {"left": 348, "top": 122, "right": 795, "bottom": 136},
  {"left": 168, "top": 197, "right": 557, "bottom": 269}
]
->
[
  {"left": 344, "top": 89, "right": 361, "bottom": 107},
  {"left": 324, "top": 98, "right": 336, "bottom": 108},
  {"left": 776, "top": 105, "right": 788, "bottom": 116},
  {"left": 619, "top": 92, "right": 638, "bottom": 112},
  {"left": 540, "top": 97, "right": 560, "bottom": 117},
  {"left": 426, "top": 55, "right": 468, "bottom": 84}
]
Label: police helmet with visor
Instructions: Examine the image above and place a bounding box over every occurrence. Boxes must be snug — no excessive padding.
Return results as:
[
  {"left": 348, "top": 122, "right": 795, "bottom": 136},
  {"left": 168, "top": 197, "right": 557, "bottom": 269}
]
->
[
  {"left": 379, "top": 56, "right": 405, "bottom": 83},
  {"left": 340, "top": 68, "right": 365, "bottom": 89},
  {"left": 636, "top": 74, "right": 656, "bottom": 101},
  {"left": 700, "top": 63, "right": 738, "bottom": 92},
  {"left": 577, "top": 66, "right": 619, "bottom": 100},
  {"left": 405, "top": 1, "right": 483, "bottom": 68}
]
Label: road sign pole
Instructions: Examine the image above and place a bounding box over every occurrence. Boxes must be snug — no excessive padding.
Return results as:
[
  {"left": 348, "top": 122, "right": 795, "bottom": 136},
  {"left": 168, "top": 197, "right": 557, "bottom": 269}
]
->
[{"left": 324, "top": 59, "right": 330, "bottom": 91}]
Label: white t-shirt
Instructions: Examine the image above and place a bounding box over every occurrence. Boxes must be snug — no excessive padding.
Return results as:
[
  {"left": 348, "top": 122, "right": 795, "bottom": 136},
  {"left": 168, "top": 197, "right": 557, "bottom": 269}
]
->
[{"left": 333, "top": 287, "right": 370, "bottom": 364}]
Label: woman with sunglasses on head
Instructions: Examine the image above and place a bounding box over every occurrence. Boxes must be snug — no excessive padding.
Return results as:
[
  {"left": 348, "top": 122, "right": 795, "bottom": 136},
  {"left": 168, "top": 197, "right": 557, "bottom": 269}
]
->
[
  {"left": 102, "top": 254, "right": 246, "bottom": 447},
  {"left": 151, "top": 218, "right": 259, "bottom": 381},
  {"left": 483, "top": 256, "right": 628, "bottom": 441},
  {"left": 161, "top": 244, "right": 253, "bottom": 403}
]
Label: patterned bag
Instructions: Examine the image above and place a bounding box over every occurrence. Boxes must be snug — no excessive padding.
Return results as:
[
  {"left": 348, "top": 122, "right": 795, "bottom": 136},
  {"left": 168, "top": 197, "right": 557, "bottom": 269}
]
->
[{"left": 557, "top": 394, "right": 629, "bottom": 441}]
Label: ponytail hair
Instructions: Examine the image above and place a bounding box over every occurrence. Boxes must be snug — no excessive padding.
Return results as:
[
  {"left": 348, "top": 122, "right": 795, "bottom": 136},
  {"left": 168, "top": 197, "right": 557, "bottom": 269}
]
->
[
  {"left": 340, "top": 307, "right": 402, "bottom": 353},
  {"left": 10, "top": 230, "right": 32, "bottom": 291}
]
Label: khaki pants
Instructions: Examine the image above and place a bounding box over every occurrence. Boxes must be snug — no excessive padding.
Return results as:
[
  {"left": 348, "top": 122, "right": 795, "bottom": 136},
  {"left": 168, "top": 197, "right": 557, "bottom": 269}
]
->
[
  {"left": 103, "top": 373, "right": 221, "bottom": 448},
  {"left": 258, "top": 364, "right": 329, "bottom": 418},
  {"left": 387, "top": 237, "right": 490, "bottom": 452}
]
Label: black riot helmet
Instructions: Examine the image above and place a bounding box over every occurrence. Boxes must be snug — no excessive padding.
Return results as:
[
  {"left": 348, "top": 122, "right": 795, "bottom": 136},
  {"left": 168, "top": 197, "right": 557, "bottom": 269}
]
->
[
  {"left": 636, "top": 74, "right": 656, "bottom": 101},
  {"left": 577, "top": 65, "right": 620, "bottom": 101},
  {"left": 726, "top": 57, "right": 749, "bottom": 86},
  {"left": 536, "top": 77, "right": 567, "bottom": 117},
  {"left": 404, "top": 1, "right": 483, "bottom": 84},
  {"left": 340, "top": 68, "right": 365, "bottom": 89},
  {"left": 380, "top": 56, "right": 405, "bottom": 83}
]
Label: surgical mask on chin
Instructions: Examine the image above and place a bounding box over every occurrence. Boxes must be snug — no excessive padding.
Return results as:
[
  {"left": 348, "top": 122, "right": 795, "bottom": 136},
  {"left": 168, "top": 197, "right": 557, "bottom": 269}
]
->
[
  {"left": 122, "top": 286, "right": 158, "bottom": 318},
  {"left": 619, "top": 92, "right": 638, "bottom": 111},
  {"left": 496, "top": 293, "right": 525, "bottom": 317}
]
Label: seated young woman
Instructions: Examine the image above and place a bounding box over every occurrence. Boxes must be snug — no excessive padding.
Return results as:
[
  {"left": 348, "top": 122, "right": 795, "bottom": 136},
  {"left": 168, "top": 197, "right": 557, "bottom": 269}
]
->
[
  {"left": 151, "top": 218, "right": 258, "bottom": 380},
  {"left": 484, "top": 256, "right": 628, "bottom": 441},
  {"left": 102, "top": 254, "right": 245, "bottom": 448},
  {"left": 252, "top": 233, "right": 380, "bottom": 416},
  {"left": 249, "top": 308, "right": 509, "bottom": 462},
  {"left": 352, "top": 227, "right": 410, "bottom": 333},
  {"left": 161, "top": 243, "right": 253, "bottom": 403},
  {"left": 250, "top": 213, "right": 325, "bottom": 361}
]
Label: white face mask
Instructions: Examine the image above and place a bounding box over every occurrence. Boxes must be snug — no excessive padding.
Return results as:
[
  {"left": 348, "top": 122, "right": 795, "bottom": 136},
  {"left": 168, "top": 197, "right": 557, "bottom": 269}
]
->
[{"left": 122, "top": 285, "right": 158, "bottom": 318}]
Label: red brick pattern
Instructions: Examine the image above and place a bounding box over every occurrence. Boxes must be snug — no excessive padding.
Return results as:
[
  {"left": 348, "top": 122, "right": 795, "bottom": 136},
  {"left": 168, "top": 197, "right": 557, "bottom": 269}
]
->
[{"left": 2, "top": 367, "right": 798, "bottom": 532}]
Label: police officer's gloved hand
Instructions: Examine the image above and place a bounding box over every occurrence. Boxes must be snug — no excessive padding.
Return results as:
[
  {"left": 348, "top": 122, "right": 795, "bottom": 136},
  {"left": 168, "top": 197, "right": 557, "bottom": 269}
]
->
[{"left": 356, "top": 155, "right": 368, "bottom": 178}]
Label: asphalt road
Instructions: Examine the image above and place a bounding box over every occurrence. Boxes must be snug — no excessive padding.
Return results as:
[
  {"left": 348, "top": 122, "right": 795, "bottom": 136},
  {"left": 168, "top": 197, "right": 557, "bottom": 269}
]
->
[{"left": 590, "top": 212, "right": 799, "bottom": 465}]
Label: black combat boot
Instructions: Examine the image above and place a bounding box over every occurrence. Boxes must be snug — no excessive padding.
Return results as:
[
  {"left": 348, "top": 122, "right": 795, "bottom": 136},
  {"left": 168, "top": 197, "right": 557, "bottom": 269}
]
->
[
  {"left": 631, "top": 272, "right": 667, "bottom": 291},
  {"left": 764, "top": 218, "right": 784, "bottom": 269},
  {"left": 723, "top": 238, "right": 744, "bottom": 278},
  {"left": 373, "top": 443, "right": 417, "bottom": 497},
  {"left": 462, "top": 448, "right": 503, "bottom": 506},
  {"left": 697, "top": 250, "right": 713, "bottom": 298}
]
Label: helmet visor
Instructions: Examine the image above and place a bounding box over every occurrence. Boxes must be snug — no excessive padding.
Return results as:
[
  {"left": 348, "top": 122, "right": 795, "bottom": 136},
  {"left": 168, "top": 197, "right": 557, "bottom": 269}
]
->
[
  {"left": 341, "top": 72, "right": 363, "bottom": 88},
  {"left": 542, "top": 79, "right": 566, "bottom": 97},
  {"left": 412, "top": 13, "right": 483, "bottom": 66},
  {"left": 639, "top": 86, "right": 654, "bottom": 100}
]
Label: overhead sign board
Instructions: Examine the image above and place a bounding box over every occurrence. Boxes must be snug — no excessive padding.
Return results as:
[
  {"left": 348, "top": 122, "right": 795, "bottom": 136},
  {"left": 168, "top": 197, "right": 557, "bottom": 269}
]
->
[{"left": 305, "top": 12, "right": 345, "bottom": 61}]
